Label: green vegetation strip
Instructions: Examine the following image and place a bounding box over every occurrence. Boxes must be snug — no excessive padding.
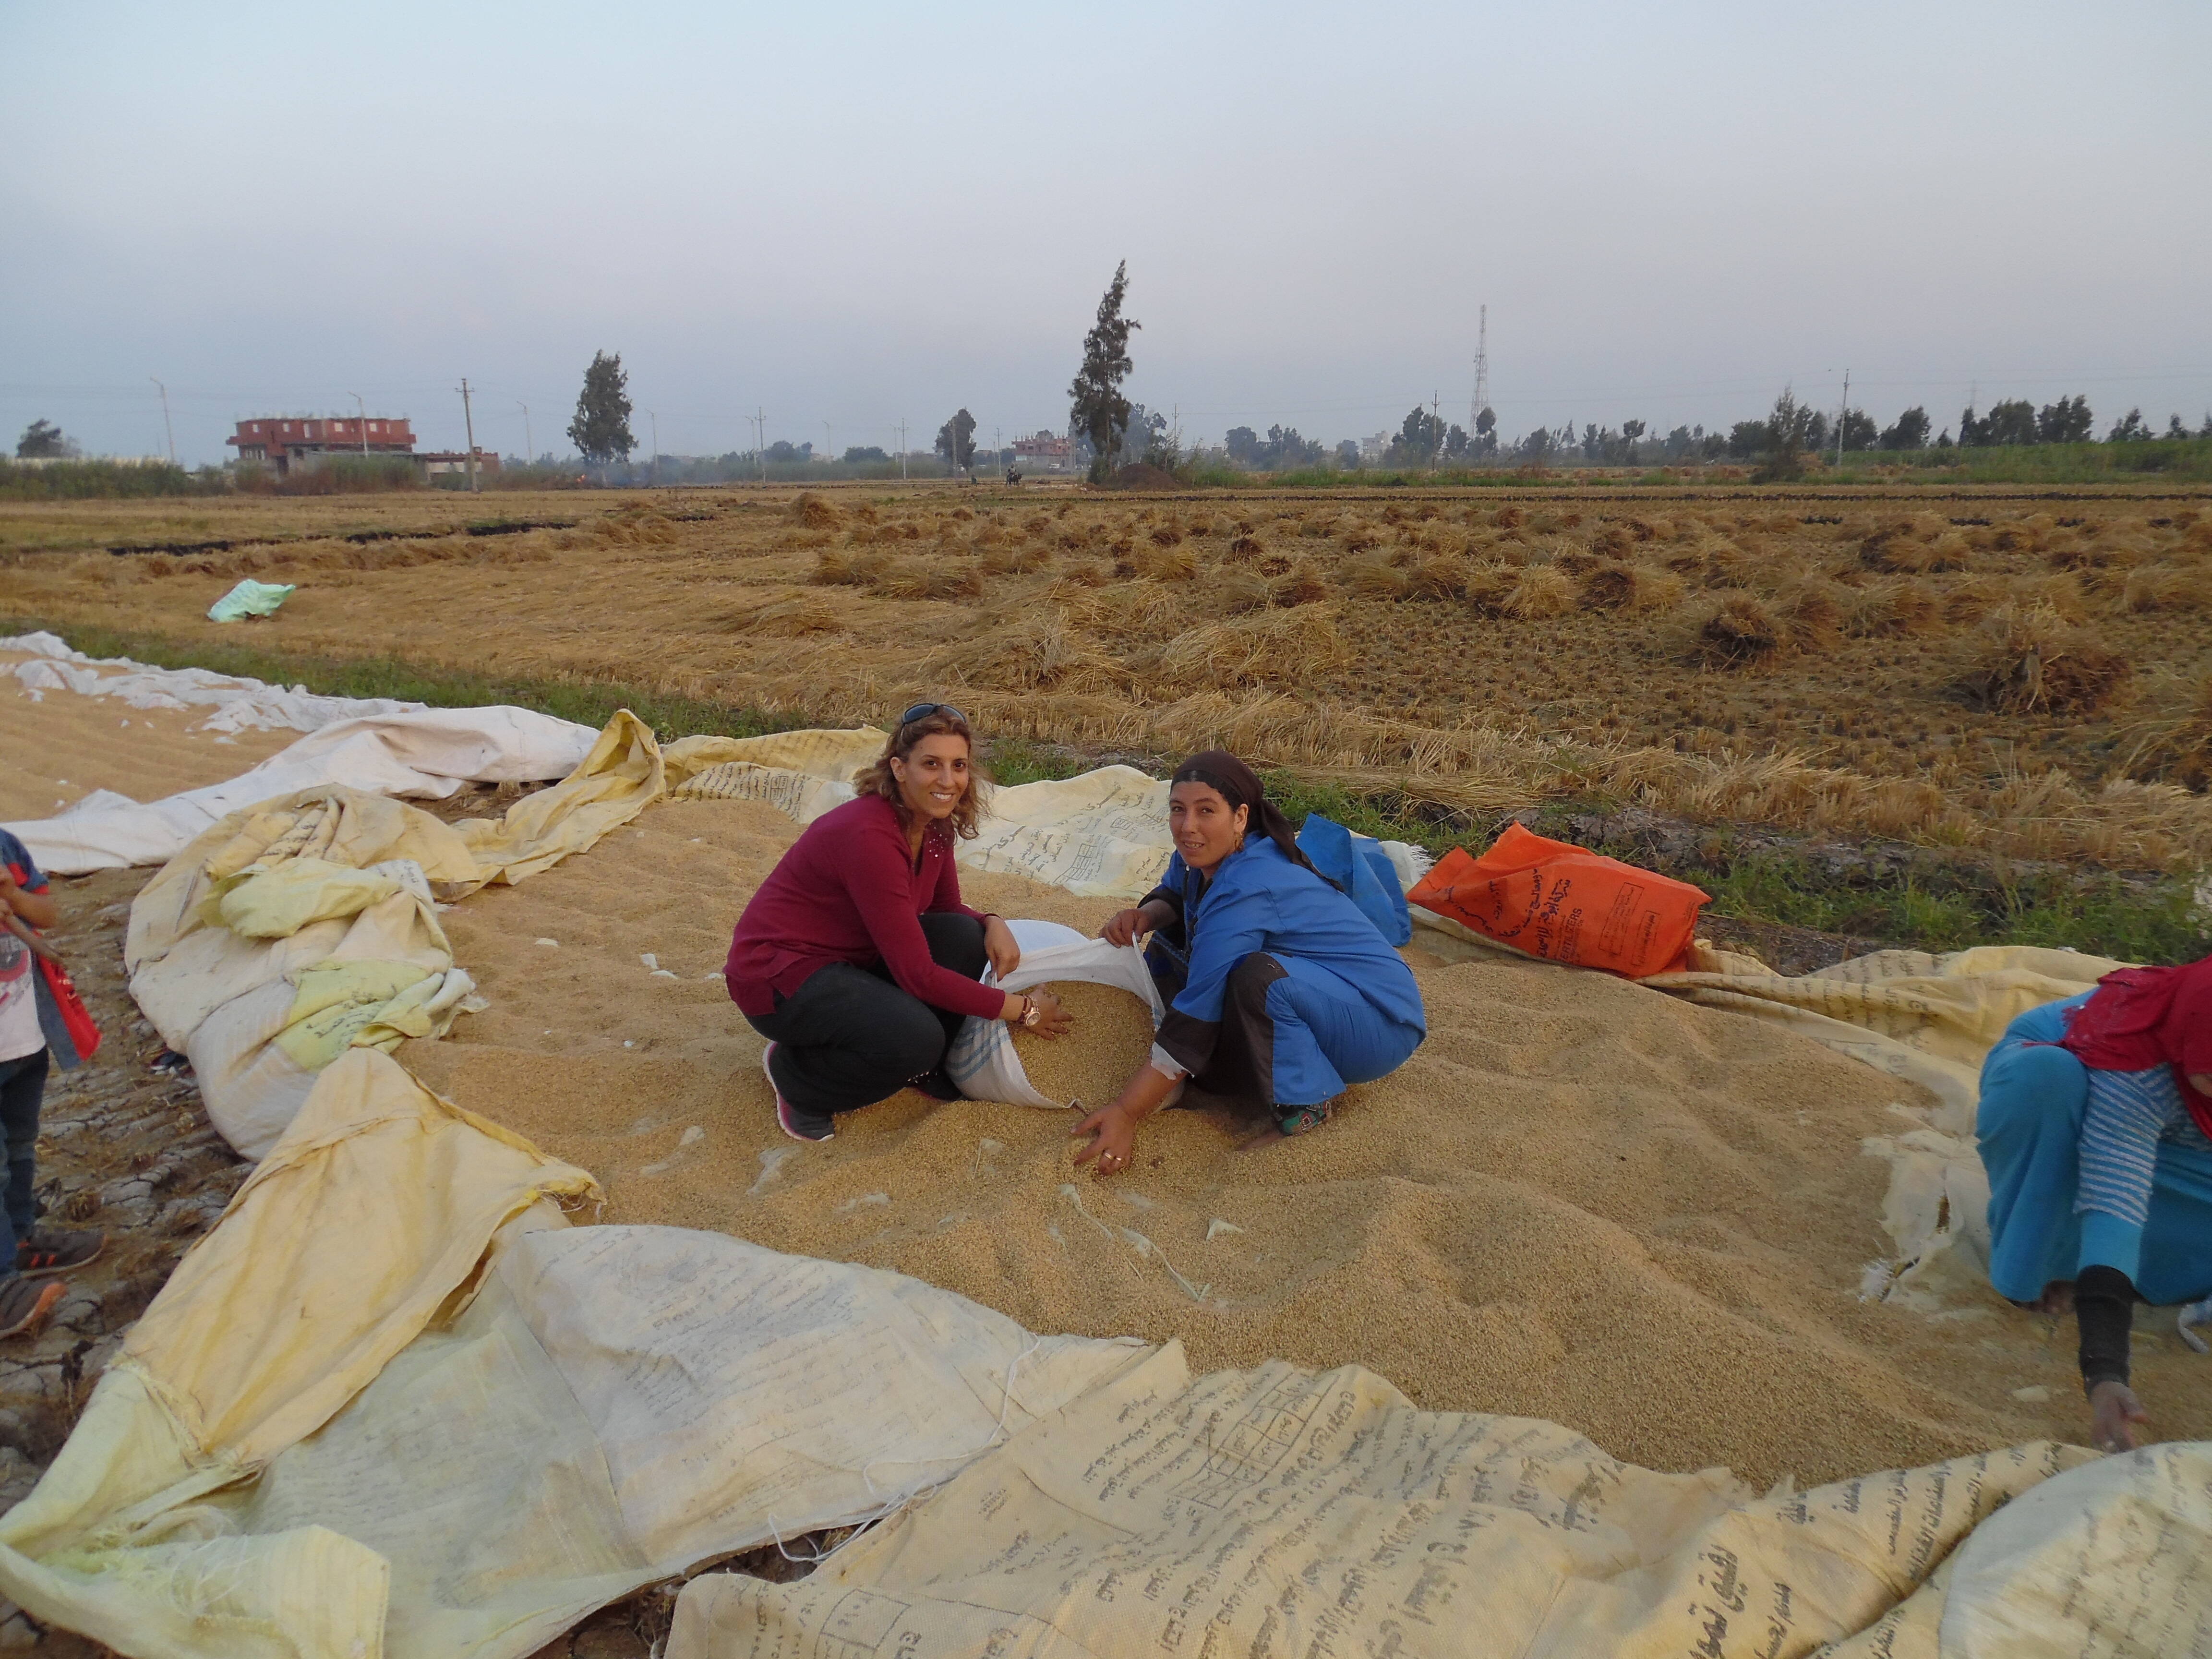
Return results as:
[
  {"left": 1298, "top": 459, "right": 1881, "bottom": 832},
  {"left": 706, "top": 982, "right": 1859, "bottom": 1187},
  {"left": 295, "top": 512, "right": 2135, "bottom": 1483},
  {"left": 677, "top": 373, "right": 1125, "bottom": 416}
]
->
[{"left": 10, "top": 616, "right": 2205, "bottom": 964}]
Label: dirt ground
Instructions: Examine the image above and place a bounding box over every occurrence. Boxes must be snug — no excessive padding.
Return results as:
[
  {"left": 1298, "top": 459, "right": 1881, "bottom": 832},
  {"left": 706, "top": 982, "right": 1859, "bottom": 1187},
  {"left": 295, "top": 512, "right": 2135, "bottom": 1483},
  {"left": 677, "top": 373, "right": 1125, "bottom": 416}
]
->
[
  {"left": 6, "top": 482, "right": 2210, "bottom": 874},
  {"left": 0, "top": 867, "right": 252, "bottom": 1654}
]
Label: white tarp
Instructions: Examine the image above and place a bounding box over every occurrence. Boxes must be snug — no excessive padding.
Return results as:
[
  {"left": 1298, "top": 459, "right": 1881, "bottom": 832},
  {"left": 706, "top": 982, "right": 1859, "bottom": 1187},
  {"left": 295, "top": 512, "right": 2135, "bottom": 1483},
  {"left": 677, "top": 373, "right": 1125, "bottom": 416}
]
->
[
  {"left": 10, "top": 1049, "right": 2204, "bottom": 1659},
  {"left": 4, "top": 629, "right": 427, "bottom": 732},
  {"left": 3, "top": 632, "right": 599, "bottom": 875},
  {"left": 668, "top": 1341, "right": 2212, "bottom": 1659}
]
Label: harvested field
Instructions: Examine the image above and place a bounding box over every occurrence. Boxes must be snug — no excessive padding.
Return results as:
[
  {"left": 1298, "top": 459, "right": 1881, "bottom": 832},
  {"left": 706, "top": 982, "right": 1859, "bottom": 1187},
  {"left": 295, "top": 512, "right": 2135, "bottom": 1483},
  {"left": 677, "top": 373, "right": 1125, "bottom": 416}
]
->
[
  {"left": 397, "top": 794, "right": 2212, "bottom": 1491},
  {"left": 10, "top": 483, "right": 2211, "bottom": 875}
]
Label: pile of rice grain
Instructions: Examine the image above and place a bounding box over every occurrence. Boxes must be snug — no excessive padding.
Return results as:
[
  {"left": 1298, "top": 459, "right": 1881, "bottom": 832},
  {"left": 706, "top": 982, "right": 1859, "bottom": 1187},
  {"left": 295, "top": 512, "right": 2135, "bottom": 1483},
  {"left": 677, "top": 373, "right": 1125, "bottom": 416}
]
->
[
  {"left": 407, "top": 797, "right": 2212, "bottom": 1488},
  {"left": 1008, "top": 980, "right": 1154, "bottom": 1108}
]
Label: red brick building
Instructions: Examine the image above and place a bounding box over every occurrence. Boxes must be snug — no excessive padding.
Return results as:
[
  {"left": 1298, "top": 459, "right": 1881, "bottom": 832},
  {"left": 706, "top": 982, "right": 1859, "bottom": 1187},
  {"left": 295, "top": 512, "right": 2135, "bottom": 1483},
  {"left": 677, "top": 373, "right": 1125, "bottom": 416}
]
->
[
  {"left": 1011, "top": 430, "right": 1073, "bottom": 467},
  {"left": 228, "top": 416, "right": 415, "bottom": 475}
]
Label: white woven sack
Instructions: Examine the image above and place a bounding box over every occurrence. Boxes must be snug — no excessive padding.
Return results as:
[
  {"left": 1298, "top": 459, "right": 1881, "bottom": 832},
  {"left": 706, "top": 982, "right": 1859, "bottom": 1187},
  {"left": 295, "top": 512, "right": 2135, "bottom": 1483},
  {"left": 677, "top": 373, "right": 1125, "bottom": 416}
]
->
[{"left": 946, "top": 922, "right": 1165, "bottom": 1109}]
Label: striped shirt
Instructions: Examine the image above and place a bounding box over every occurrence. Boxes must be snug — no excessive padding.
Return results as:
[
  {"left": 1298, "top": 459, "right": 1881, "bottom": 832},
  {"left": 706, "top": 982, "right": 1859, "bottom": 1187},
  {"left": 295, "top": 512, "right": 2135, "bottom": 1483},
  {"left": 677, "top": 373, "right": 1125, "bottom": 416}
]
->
[{"left": 2076, "top": 1063, "right": 2212, "bottom": 1228}]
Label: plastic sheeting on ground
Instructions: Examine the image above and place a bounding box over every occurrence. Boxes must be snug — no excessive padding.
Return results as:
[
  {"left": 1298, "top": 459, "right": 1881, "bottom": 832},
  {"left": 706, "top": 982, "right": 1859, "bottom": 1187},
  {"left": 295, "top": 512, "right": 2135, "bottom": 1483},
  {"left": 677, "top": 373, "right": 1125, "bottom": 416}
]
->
[
  {"left": 206, "top": 578, "right": 296, "bottom": 622},
  {"left": 123, "top": 715, "right": 676, "bottom": 1157},
  {"left": 668, "top": 1368, "right": 2208, "bottom": 1659},
  {"left": 0, "top": 1048, "right": 1147, "bottom": 1659},
  {"left": 3, "top": 630, "right": 428, "bottom": 733},
  {"left": 12, "top": 1047, "right": 2207, "bottom": 1659},
  {"left": 667, "top": 1343, "right": 2129, "bottom": 1659},
  {"left": 4, "top": 632, "right": 600, "bottom": 875}
]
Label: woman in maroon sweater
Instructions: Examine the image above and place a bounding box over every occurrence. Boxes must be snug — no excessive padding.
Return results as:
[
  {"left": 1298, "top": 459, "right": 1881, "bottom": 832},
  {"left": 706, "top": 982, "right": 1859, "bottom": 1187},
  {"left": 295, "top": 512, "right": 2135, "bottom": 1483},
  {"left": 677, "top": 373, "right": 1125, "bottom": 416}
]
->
[{"left": 725, "top": 704, "right": 1069, "bottom": 1141}]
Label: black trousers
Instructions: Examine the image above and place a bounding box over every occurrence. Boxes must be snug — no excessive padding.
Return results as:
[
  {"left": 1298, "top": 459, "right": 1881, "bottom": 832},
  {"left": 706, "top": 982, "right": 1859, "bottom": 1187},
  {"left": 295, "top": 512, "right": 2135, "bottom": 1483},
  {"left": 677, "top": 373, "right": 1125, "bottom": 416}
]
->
[
  {"left": 746, "top": 913, "right": 989, "bottom": 1116},
  {"left": 0, "top": 1049, "right": 48, "bottom": 1273},
  {"left": 1144, "top": 928, "right": 1285, "bottom": 1118}
]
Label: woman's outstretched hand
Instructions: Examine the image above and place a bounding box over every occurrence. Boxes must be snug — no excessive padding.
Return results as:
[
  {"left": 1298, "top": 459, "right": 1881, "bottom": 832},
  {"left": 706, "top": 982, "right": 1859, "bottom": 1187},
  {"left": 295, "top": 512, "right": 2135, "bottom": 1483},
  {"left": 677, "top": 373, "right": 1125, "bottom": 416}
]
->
[
  {"left": 983, "top": 915, "right": 1022, "bottom": 981},
  {"left": 2089, "top": 1380, "right": 2149, "bottom": 1454},
  {"left": 1071, "top": 1101, "right": 1136, "bottom": 1177}
]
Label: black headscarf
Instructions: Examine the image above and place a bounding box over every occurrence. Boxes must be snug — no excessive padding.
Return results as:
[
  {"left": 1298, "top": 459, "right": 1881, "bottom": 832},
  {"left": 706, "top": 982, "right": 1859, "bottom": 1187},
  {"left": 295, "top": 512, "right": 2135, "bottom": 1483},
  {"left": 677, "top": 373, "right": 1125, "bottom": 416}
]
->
[{"left": 1168, "top": 750, "right": 1327, "bottom": 881}]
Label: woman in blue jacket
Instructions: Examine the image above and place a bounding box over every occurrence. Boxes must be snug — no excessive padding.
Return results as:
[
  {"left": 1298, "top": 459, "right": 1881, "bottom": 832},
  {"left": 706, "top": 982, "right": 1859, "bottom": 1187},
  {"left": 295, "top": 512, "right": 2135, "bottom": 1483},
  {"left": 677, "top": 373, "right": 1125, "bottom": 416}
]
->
[{"left": 1074, "top": 751, "right": 1426, "bottom": 1176}]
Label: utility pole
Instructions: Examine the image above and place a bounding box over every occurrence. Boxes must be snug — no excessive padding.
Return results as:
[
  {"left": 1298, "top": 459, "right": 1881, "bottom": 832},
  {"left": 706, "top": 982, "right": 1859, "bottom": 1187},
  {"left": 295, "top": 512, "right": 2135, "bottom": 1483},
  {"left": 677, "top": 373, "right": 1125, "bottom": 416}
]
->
[
  {"left": 351, "top": 392, "right": 368, "bottom": 456},
  {"left": 458, "top": 377, "right": 480, "bottom": 493},
  {"left": 1471, "top": 304, "right": 1490, "bottom": 461},
  {"left": 519, "top": 402, "right": 531, "bottom": 464},
  {"left": 149, "top": 377, "right": 175, "bottom": 465},
  {"left": 898, "top": 419, "right": 908, "bottom": 481},
  {"left": 757, "top": 408, "right": 767, "bottom": 481},
  {"left": 1431, "top": 390, "right": 1442, "bottom": 467},
  {"left": 824, "top": 420, "right": 834, "bottom": 466},
  {"left": 649, "top": 409, "right": 659, "bottom": 484},
  {"left": 1835, "top": 370, "right": 1850, "bottom": 468}
]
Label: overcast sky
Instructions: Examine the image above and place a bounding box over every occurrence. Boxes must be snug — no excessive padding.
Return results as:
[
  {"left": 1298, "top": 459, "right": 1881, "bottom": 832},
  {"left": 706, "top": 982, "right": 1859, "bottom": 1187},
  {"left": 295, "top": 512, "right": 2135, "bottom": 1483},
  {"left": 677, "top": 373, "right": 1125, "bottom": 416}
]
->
[{"left": 4, "top": 2, "right": 2207, "bottom": 465}]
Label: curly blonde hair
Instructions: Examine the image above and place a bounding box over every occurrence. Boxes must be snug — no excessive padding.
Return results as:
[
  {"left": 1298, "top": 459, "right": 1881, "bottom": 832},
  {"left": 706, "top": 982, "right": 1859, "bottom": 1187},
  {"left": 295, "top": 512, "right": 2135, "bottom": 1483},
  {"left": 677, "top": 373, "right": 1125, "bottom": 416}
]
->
[{"left": 853, "top": 706, "right": 989, "bottom": 841}]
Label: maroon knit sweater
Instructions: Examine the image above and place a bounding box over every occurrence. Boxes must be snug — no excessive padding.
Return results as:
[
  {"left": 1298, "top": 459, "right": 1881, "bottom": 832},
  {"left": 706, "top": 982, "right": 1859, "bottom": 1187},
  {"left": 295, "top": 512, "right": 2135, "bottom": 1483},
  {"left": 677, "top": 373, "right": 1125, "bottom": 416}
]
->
[{"left": 723, "top": 793, "right": 1000, "bottom": 1020}]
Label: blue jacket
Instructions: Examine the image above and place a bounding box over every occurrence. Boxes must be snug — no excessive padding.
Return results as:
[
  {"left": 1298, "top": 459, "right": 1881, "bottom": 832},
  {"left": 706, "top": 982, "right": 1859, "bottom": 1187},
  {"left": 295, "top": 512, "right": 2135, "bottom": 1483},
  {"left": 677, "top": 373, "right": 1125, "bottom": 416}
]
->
[{"left": 1156, "top": 837, "right": 1426, "bottom": 1038}]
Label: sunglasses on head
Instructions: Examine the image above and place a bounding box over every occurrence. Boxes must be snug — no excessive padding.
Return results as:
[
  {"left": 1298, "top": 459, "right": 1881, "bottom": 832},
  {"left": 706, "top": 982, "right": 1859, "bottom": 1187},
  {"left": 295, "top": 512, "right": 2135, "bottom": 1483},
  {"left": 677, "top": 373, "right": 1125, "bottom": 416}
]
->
[{"left": 899, "top": 701, "right": 966, "bottom": 729}]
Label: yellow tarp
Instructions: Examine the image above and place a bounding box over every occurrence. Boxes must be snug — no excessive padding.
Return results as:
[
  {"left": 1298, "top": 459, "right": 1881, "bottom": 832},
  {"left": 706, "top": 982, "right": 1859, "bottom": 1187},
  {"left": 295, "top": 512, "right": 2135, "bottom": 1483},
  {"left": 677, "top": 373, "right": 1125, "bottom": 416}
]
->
[
  {"left": 1410, "top": 905, "right": 2125, "bottom": 1305},
  {"left": 669, "top": 1341, "right": 2121, "bottom": 1659},
  {"left": 0, "top": 1051, "right": 1146, "bottom": 1659},
  {"left": 122, "top": 715, "right": 689, "bottom": 1158},
  {"left": 8, "top": 1049, "right": 2198, "bottom": 1659},
  {"left": 1646, "top": 943, "right": 2123, "bottom": 1123},
  {"left": 0, "top": 1048, "right": 597, "bottom": 1657}
]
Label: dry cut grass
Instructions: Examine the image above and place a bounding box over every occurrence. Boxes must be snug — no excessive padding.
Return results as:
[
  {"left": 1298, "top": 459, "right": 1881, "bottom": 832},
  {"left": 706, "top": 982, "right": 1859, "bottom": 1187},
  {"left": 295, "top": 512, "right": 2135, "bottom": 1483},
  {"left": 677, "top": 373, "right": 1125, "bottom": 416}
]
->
[{"left": 9, "top": 485, "right": 2212, "bottom": 873}]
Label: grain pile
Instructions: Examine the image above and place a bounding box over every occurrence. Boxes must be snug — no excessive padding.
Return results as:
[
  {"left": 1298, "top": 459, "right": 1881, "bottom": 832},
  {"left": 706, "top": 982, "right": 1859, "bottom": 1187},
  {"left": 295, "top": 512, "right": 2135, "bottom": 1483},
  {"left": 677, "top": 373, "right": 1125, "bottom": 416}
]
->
[
  {"left": 0, "top": 646, "right": 296, "bottom": 822},
  {"left": 1009, "top": 981, "right": 1154, "bottom": 1107},
  {"left": 400, "top": 794, "right": 2212, "bottom": 1488}
]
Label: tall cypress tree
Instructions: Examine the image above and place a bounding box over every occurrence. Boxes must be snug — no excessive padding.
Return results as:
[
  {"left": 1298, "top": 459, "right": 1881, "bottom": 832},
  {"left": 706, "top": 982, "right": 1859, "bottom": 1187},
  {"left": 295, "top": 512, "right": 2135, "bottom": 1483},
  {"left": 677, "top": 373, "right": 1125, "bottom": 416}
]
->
[
  {"left": 1068, "top": 263, "right": 1140, "bottom": 483},
  {"left": 568, "top": 351, "right": 635, "bottom": 465}
]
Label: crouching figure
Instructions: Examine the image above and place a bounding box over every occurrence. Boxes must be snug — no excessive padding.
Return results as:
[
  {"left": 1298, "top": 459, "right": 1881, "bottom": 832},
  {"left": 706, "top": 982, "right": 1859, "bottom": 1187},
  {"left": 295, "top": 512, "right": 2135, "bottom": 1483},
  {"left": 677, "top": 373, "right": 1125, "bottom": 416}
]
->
[{"left": 1074, "top": 750, "right": 1425, "bottom": 1176}]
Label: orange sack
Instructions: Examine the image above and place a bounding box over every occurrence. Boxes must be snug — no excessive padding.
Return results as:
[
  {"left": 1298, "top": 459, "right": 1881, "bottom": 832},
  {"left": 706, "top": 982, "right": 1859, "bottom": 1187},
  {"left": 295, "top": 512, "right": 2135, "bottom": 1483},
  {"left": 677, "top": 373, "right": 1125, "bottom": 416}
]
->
[{"left": 1407, "top": 823, "right": 1708, "bottom": 978}]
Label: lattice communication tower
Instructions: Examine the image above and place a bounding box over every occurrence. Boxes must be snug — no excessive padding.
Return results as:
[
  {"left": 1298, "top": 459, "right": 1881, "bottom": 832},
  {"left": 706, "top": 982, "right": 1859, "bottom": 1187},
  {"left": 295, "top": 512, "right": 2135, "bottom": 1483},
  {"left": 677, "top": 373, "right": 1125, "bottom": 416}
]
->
[{"left": 1470, "top": 304, "right": 1490, "bottom": 433}]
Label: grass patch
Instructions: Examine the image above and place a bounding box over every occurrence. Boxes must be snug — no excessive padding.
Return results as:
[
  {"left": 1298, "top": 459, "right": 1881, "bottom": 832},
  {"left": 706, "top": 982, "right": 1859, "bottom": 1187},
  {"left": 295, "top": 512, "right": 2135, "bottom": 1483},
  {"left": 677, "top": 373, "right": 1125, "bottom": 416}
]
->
[
  {"left": 1830, "top": 438, "right": 2212, "bottom": 485},
  {"left": 1614, "top": 842, "right": 2208, "bottom": 966}
]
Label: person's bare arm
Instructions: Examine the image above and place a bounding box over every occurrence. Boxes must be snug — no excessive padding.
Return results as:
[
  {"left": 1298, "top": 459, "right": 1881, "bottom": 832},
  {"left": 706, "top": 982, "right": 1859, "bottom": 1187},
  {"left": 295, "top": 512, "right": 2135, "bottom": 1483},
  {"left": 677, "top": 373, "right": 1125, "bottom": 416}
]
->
[{"left": 0, "top": 871, "right": 57, "bottom": 931}]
